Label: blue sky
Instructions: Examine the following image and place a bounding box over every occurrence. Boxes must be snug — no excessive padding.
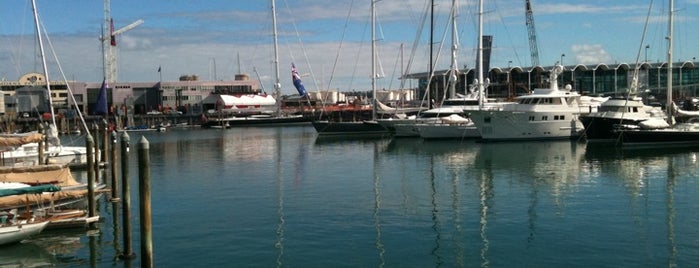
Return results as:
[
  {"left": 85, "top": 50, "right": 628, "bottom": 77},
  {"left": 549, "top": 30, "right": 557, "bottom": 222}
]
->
[{"left": 1, "top": 0, "right": 698, "bottom": 95}]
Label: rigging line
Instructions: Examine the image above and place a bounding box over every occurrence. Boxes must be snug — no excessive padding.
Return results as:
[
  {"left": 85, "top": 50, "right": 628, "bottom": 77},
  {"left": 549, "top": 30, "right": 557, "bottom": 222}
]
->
[
  {"left": 387, "top": 44, "right": 402, "bottom": 91},
  {"left": 618, "top": 0, "right": 655, "bottom": 126},
  {"left": 402, "top": 0, "right": 431, "bottom": 109},
  {"left": 431, "top": 2, "right": 453, "bottom": 108},
  {"left": 492, "top": 0, "right": 522, "bottom": 66},
  {"left": 281, "top": 0, "right": 318, "bottom": 92},
  {"left": 325, "top": 0, "right": 355, "bottom": 91},
  {"left": 349, "top": 13, "right": 370, "bottom": 93},
  {"left": 38, "top": 18, "right": 90, "bottom": 136}
]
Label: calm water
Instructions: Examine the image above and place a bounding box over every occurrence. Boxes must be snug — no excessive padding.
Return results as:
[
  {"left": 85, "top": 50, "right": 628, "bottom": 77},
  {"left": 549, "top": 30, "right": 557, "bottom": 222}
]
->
[{"left": 2, "top": 126, "right": 698, "bottom": 267}]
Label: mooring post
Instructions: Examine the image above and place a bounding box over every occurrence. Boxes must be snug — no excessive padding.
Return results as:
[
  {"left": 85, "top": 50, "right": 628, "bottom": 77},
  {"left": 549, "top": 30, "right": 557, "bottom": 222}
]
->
[
  {"left": 138, "top": 136, "right": 153, "bottom": 267},
  {"left": 86, "top": 134, "right": 96, "bottom": 228},
  {"left": 37, "top": 123, "right": 44, "bottom": 165},
  {"left": 119, "top": 132, "right": 135, "bottom": 260},
  {"left": 92, "top": 124, "right": 101, "bottom": 182},
  {"left": 110, "top": 131, "right": 119, "bottom": 202},
  {"left": 102, "top": 119, "right": 109, "bottom": 164}
]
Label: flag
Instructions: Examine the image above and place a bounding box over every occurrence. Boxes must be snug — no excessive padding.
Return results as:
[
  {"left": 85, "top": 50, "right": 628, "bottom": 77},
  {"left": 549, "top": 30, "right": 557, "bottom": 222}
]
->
[
  {"left": 158, "top": 66, "right": 161, "bottom": 73},
  {"left": 93, "top": 79, "right": 108, "bottom": 116},
  {"left": 110, "top": 18, "right": 116, "bottom": 46},
  {"left": 291, "top": 63, "right": 307, "bottom": 97}
]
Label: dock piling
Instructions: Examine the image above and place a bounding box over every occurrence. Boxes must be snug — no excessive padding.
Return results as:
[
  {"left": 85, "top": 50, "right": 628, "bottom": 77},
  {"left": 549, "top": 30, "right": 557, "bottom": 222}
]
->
[
  {"left": 85, "top": 134, "right": 96, "bottom": 228},
  {"left": 110, "top": 131, "right": 119, "bottom": 202},
  {"left": 119, "top": 132, "right": 135, "bottom": 260},
  {"left": 138, "top": 136, "right": 153, "bottom": 268}
]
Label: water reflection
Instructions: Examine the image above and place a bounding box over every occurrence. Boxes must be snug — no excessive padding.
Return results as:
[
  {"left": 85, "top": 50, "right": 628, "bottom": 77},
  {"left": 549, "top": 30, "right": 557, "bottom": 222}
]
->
[{"left": 0, "top": 229, "right": 86, "bottom": 266}]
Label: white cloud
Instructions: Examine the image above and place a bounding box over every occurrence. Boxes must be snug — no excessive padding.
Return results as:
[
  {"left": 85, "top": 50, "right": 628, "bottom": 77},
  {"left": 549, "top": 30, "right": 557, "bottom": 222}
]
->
[{"left": 571, "top": 44, "right": 612, "bottom": 64}]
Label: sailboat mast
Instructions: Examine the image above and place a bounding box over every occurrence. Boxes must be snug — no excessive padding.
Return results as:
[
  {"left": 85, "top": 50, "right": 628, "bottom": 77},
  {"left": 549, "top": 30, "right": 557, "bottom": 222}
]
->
[
  {"left": 371, "top": 0, "right": 377, "bottom": 120},
  {"left": 272, "top": 0, "right": 282, "bottom": 116},
  {"left": 477, "top": 0, "right": 485, "bottom": 107},
  {"left": 448, "top": 0, "right": 458, "bottom": 98},
  {"left": 31, "top": 0, "right": 57, "bottom": 129},
  {"left": 428, "top": 0, "right": 434, "bottom": 109},
  {"left": 666, "top": 0, "right": 674, "bottom": 124}
]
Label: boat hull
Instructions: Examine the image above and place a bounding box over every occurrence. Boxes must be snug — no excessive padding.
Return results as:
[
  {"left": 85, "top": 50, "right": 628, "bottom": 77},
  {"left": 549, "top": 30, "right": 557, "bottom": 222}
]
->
[
  {"left": 617, "top": 123, "right": 699, "bottom": 148},
  {"left": 203, "top": 114, "right": 310, "bottom": 128},
  {"left": 471, "top": 110, "right": 584, "bottom": 141},
  {"left": 0, "top": 221, "right": 49, "bottom": 246},
  {"left": 312, "top": 121, "right": 389, "bottom": 136},
  {"left": 580, "top": 116, "right": 645, "bottom": 142},
  {"left": 417, "top": 123, "right": 480, "bottom": 139}
]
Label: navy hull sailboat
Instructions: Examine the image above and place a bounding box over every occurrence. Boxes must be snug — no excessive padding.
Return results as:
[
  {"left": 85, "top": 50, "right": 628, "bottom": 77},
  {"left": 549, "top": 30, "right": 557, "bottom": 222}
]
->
[{"left": 312, "top": 0, "right": 388, "bottom": 136}]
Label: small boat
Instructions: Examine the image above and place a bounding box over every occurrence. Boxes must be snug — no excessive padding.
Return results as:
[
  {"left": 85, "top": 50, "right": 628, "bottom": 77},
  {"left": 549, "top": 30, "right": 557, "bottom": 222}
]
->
[
  {"left": 0, "top": 218, "right": 49, "bottom": 246},
  {"left": 416, "top": 114, "right": 479, "bottom": 139},
  {"left": 0, "top": 165, "right": 106, "bottom": 211},
  {"left": 0, "top": 132, "right": 87, "bottom": 167},
  {"left": 579, "top": 95, "right": 664, "bottom": 142},
  {"left": 614, "top": 0, "right": 699, "bottom": 148},
  {"left": 0, "top": 184, "right": 61, "bottom": 246}
]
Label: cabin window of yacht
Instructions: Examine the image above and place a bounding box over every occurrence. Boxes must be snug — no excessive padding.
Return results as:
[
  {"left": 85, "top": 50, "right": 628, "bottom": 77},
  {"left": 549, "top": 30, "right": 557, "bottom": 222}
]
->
[
  {"left": 553, "top": 98, "right": 562, "bottom": 104},
  {"left": 528, "top": 116, "right": 535, "bottom": 121},
  {"left": 542, "top": 116, "right": 548, "bottom": 120}
]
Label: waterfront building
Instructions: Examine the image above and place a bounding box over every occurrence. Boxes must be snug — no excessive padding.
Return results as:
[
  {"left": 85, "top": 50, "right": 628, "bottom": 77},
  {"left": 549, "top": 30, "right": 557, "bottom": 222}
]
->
[
  {"left": 405, "top": 61, "right": 699, "bottom": 103},
  {"left": 0, "top": 72, "right": 260, "bottom": 118}
]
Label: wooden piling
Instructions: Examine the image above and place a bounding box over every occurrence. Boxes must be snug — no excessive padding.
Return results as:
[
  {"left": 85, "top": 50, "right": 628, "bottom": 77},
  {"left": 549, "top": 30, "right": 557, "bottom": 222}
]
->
[
  {"left": 102, "top": 119, "right": 109, "bottom": 164},
  {"left": 92, "top": 124, "right": 100, "bottom": 182},
  {"left": 110, "top": 131, "right": 119, "bottom": 202},
  {"left": 119, "top": 132, "right": 135, "bottom": 260},
  {"left": 138, "top": 136, "right": 153, "bottom": 267},
  {"left": 37, "top": 124, "right": 44, "bottom": 165},
  {"left": 85, "top": 134, "right": 96, "bottom": 228}
]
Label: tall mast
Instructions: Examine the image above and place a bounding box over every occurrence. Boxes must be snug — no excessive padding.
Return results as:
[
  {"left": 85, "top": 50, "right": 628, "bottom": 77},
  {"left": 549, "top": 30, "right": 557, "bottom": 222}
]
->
[
  {"left": 428, "top": 0, "right": 434, "bottom": 109},
  {"left": 31, "top": 0, "right": 57, "bottom": 129},
  {"left": 448, "top": 0, "right": 459, "bottom": 98},
  {"left": 477, "top": 0, "right": 485, "bottom": 107},
  {"left": 666, "top": 0, "right": 674, "bottom": 124},
  {"left": 272, "top": 0, "right": 281, "bottom": 116},
  {"left": 371, "top": 0, "right": 377, "bottom": 120}
]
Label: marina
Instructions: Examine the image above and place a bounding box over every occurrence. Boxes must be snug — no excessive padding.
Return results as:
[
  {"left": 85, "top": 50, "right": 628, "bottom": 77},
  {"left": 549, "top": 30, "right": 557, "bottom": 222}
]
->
[
  {"left": 1, "top": 126, "right": 698, "bottom": 267},
  {"left": 1, "top": 0, "right": 699, "bottom": 266}
]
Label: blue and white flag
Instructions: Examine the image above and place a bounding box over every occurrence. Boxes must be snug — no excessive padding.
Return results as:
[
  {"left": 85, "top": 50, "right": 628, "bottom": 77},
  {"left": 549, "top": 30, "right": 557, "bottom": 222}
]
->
[{"left": 291, "top": 63, "right": 307, "bottom": 97}]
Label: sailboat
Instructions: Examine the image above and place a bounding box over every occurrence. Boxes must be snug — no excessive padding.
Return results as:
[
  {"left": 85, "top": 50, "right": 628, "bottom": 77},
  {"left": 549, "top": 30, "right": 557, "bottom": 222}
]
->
[
  {"left": 0, "top": 0, "right": 87, "bottom": 167},
  {"left": 202, "top": 0, "right": 309, "bottom": 128},
  {"left": 415, "top": 0, "right": 483, "bottom": 140},
  {"left": 311, "top": 1, "right": 389, "bottom": 136},
  {"left": 579, "top": 2, "right": 666, "bottom": 143},
  {"left": 0, "top": 183, "right": 59, "bottom": 246},
  {"left": 615, "top": 0, "right": 699, "bottom": 147}
]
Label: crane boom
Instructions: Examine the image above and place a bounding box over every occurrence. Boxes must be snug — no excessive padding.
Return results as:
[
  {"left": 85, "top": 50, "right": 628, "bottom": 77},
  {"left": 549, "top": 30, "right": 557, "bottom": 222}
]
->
[
  {"left": 525, "top": 0, "right": 540, "bottom": 66},
  {"left": 112, "top": 19, "right": 144, "bottom": 36}
]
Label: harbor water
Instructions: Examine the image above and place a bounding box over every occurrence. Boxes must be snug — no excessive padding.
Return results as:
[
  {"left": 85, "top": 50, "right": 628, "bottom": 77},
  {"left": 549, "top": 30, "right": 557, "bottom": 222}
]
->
[{"left": 1, "top": 126, "right": 698, "bottom": 267}]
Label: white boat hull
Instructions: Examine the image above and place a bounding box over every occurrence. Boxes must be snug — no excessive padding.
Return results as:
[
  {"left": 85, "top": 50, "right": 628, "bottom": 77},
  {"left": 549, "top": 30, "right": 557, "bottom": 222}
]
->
[
  {"left": 417, "top": 123, "right": 480, "bottom": 139},
  {"left": 0, "top": 220, "right": 49, "bottom": 246},
  {"left": 472, "top": 110, "right": 584, "bottom": 141}
]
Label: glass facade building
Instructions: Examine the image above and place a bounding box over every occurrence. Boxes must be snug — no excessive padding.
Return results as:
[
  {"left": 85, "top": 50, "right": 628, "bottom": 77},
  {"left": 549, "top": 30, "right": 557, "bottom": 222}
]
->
[{"left": 406, "top": 61, "right": 699, "bottom": 103}]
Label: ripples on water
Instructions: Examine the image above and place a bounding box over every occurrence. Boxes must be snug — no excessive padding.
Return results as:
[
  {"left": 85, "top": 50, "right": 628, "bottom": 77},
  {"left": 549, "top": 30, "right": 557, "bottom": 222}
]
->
[{"left": 7, "top": 126, "right": 698, "bottom": 267}]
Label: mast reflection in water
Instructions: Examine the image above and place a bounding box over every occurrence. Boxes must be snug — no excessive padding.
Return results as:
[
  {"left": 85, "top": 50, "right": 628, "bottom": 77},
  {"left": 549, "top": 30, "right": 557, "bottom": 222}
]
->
[{"left": 5, "top": 127, "right": 697, "bottom": 267}]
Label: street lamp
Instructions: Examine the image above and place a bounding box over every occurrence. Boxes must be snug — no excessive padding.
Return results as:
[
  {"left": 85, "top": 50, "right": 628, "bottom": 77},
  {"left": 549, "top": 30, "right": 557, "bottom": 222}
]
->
[
  {"left": 645, "top": 44, "right": 650, "bottom": 62},
  {"left": 560, "top": 54, "right": 566, "bottom": 67}
]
